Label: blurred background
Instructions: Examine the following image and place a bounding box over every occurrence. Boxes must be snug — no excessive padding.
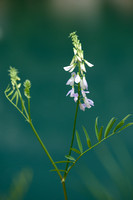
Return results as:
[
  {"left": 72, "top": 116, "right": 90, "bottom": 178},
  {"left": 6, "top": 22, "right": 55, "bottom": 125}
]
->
[{"left": 0, "top": 0, "right": 133, "bottom": 199}]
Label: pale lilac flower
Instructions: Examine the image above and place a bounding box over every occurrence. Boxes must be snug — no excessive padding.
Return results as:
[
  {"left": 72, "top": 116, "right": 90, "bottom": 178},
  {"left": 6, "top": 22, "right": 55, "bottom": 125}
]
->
[
  {"left": 79, "top": 103, "right": 86, "bottom": 111},
  {"left": 73, "top": 93, "right": 78, "bottom": 102},
  {"left": 81, "top": 90, "right": 89, "bottom": 98},
  {"left": 84, "top": 97, "right": 94, "bottom": 108},
  {"left": 66, "top": 72, "right": 76, "bottom": 86},
  {"left": 80, "top": 76, "right": 88, "bottom": 90},
  {"left": 75, "top": 73, "right": 81, "bottom": 83},
  {"left": 84, "top": 59, "right": 94, "bottom": 67},
  {"left": 66, "top": 87, "right": 75, "bottom": 97},
  {"left": 83, "top": 76, "right": 88, "bottom": 90},
  {"left": 84, "top": 97, "right": 91, "bottom": 108}
]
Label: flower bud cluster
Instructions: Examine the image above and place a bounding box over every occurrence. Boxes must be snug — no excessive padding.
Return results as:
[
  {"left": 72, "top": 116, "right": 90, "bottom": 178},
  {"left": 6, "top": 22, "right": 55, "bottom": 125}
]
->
[
  {"left": 63, "top": 32, "right": 94, "bottom": 111},
  {"left": 24, "top": 80, "right": 31, "bottom": 99},
  {"left": 8, "top": 66, "right": 21, "bottom": 90}
]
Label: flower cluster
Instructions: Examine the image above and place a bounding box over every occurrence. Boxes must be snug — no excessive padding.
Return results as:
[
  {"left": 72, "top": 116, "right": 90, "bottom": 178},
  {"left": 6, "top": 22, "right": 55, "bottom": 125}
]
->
[
  {"left": 63, "top": 32, "right": 94, "bottom": 111},
  {"left": 8, "top": 66, "right": 21, "bottom": 90},
  {"left": 24, "top": 80, "right": 31, "bottom": 99}
]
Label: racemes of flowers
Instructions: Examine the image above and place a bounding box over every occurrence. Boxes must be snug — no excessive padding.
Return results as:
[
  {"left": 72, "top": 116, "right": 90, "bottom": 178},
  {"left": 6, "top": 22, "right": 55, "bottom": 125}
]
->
[{"left": 64, "top": 32, "right": 94, "bottom": 111}]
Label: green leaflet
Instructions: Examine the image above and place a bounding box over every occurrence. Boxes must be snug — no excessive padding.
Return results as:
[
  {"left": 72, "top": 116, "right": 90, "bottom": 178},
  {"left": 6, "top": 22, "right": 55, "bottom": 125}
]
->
[
  {"left": 76, "top": 130, "right": 83, "bottom": 153},
  {"left": 7, "top": 89, "right": 14, "bottom": 97},
  {"left": 95, "top": 117, "right": 99, "bottom": 141},
  {"left": 70, "top": 148, "right": 81, "bottom": 155},
  {"left": 82, "top": 126, "right": 91, "bottom": 148},
  {"left": 113, "top": 114, "right": 132, "bottom": 132},
  {"left": 118, "top": 122, "right": 133, "bottom": 133},
  {"left": 11, "top": 91, "right": 18, "bottom": 102},
  {"left": 104, "top": 117, "right": 116, "bottom": 138},
  {"left": 98, "top": 126, "right": 103, "bottom": 141},
  {"left": 65, "top": 155, "right": 76, "bottom": 162}
]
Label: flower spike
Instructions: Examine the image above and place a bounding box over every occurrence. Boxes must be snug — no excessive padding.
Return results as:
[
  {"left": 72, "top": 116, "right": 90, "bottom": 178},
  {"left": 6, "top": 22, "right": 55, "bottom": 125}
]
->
[{"left": 63, "top": 32, "right": 94, "bottom": 111}]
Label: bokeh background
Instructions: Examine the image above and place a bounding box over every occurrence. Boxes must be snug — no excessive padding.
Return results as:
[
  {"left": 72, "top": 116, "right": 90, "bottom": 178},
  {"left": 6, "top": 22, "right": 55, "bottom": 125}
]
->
[{"left": 0, "top": 0, "right": 133, "bottom": 199}]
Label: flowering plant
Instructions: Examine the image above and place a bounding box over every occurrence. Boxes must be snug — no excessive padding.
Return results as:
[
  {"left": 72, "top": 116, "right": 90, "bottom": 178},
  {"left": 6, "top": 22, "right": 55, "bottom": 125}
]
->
[{"left": 4, "top": 32, "right": 133, "bottom": 200}]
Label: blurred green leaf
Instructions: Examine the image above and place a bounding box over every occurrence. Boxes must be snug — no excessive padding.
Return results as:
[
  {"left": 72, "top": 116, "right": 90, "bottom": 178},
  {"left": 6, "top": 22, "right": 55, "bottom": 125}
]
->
[
  {"left": 98, "top": 126, "right": 103, "bottom": 141},
  {"left": 65, "top": 155, "right": 76, "bottom": 162},
  {"left": 95, "top": 117, "right": 99, "bottom": 141},
  {"left": 104, "top": 117, "right": 116, "bottom": 138},
  {"left": 82, "top": 126, "right": 91, "bottom": 148},
  {"left": 118, "top": 123, "right": 133, "bottom": 132},
  {"left": 70, "top": 148, "right": 81, "bottom": 155},
  {"left": 76, "top": 130, "right": 83, "bottom": 153},
  {"left": 114, "top": 114, "right": 131, "bottom": 132}
]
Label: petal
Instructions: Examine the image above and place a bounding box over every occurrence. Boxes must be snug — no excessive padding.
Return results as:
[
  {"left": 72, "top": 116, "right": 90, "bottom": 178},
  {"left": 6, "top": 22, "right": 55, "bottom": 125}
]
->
[
  {"left": 75, "top": 74, "right": 81, "bottom": 83},
  {"left": 84, "top": 60, "right": 94, "bottom": 67},
  {"left": 63, "top": 65, "right": 73, "bottom": 71},
  {"left": 80, "top": 63, "right": 86, "bottom": 73},
  {"left": 83, "top": 76, "right": 88, "bottom": 90}
]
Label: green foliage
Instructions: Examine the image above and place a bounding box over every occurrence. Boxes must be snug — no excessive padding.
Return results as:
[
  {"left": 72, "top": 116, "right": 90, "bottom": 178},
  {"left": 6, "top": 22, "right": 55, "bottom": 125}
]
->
[
  {"left": 76, "top": 130, "right": 83, "bottom": 153},
  {"left": 82, "top": 126, "right": 91, "bottom": 148},
  {"left": 104, "top": 117, "right": 116, "bottom": 138},
  {"left": 65, "top": 155, "right": 76, "bottom": 162}
]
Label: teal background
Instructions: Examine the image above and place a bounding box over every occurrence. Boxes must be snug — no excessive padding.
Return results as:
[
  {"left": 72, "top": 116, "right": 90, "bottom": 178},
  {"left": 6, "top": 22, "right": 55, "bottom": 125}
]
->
[{"left": 0, "top": 1, "right": 133, "bottom": 199}]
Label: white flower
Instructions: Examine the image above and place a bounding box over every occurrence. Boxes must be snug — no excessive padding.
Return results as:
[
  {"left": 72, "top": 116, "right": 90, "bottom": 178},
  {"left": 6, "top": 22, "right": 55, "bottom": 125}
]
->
[
  {"left": 84, "top": 59, "right": 94, "bottom": 67},
  {"left": 80, "top": 63, "right": 86, "bottom": 73},
  {"left": 79, "top": 103, "right": 86, "bottom": 111},
  {"left": 84, "top": 97, "right": 91, "bottom": 108},
  {"left": 66, "top": 87, "right": 75, "bottom": 97},
  {"left": 84, "top": 97, "right": 94, "bottom": 108},
  {"left": 66, "top": 72, "right": 76, "bottom": 86},
  {"left": 73, "top": 93, "right": 78, "bottom": 102},
  {"left": 63, "top": 64, "right": 75, "bottom": 72},
  {"left": 81, "top": 90, "right": 89, "bottom": 98},
  {"left": 75, "top": 73, "right": 81, "bottom": 83},
  {"left": 80, "top": 76, "right": 88, "bottom": 90},
  {"left": 73, "top": 48, "right": 77, "bottom": 55}
]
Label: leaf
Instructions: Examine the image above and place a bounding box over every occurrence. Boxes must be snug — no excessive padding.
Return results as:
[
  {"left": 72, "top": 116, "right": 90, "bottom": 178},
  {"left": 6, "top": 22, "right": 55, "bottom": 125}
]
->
[
  {"left": 104, "top": 117, "right": 116, "bottom": 138},
  {"left": 70, "top": 148, "right": 81, "bottom": 155},
  {"left": 118, "top": 123, "right": 133, "bottom": 133},
  {"left": 7, "top": 89, "right": 14, "bottom": 97},
  {"left": 95, "top": 117, "right": 99, "bottom": 141},
  {"left": 76, "top": 130, "right": 83, "bottom": 153},
  {"left": 113, "top": 114, "right": 132, "bottom": 132},
  {"left": 82, "top": 126, "right": 91, "bottom": 148},
  {"left": 11, "top": 91, "right": 17, "bottom": 101},
  {"left": 65, "top": 155, "right": 76, "bottom": 162},
  {"left": 5, "top": 85, "right": 11, "bottom": 93},
  {"left": 98, "top": 126, "right": 103, "bottom": 141}
]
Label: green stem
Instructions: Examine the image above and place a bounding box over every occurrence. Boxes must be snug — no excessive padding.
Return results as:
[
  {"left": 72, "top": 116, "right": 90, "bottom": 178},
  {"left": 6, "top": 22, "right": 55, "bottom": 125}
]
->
[
  {"left": 28, "top": 98, "right": 31, "bottom": 121},
  {"left": 62, "top": 180, "right": 68, "bottom": 200},
  {"left": 29, "top": 121, "right": 62, "bottom": 180},
  {"left": 64, "top": 83, "right": 80, "bottom": 178}
]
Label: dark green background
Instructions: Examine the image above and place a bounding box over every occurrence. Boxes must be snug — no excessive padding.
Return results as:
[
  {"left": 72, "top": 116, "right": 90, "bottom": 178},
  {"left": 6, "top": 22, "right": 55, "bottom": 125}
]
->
[{"left": 0, "top": 1, "right": 133, "bottom": 199}]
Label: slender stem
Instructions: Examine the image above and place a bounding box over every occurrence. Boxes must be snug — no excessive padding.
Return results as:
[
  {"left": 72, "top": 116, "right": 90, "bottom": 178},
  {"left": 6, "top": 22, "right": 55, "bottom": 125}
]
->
[
  {"left": 28, "top": 98, "right": 31, "bottom": 121},
  {"left": 29, "top": 121, "right": 62, "bottom": 180},
  {"left": 64, "top": 83, "right": 80, "bottom": 178},
  {"left": 62, "top": 180, "right": 68, "bottom": 200}
]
